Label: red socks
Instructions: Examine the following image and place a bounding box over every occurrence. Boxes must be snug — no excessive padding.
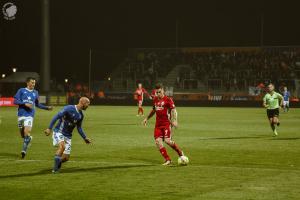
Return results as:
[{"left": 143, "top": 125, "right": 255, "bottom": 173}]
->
[
  {"left": 138, "top": 107, "right": 144, "bottom": 115},
  {"left": 159, "top": 147, "right": 171, "bottom": 161}
]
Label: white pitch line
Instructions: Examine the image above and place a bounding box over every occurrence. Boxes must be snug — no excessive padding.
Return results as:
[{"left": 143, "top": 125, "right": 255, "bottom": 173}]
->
[
  {"left": 0, "top": 158, "right": 298, "bottom": 172},
  {"left": 187, "top": 165, "right": 300, "bottom": 172},
  {"left": 0, "top": 158, "right": 151, "bottom": 166}
]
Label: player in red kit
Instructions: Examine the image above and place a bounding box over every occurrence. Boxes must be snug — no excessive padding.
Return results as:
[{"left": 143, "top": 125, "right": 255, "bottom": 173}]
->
[
  {"left": 134, "top": 83, "right": 151, "bottom": 116},
  {"left": 143, "top": 83, "right": 186, "bottom": 166}
]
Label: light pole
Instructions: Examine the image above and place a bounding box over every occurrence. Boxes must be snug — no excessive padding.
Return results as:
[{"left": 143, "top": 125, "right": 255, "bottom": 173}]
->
[
  {"left": 260, "top": 12, "right": 264, "bottom": 47},
  {"left": 88, "top": 48, "right": 92, "bottom": 96},
  {"left": 176, "top": 19, "right": 179, "bottom": 52},
  {"left": 41, "top": 0, "right": 51, "bottom": 93}
]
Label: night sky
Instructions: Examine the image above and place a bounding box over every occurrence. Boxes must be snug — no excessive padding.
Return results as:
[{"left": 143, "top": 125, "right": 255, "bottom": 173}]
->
[{"left": 0, "top": 0, "right": 299, "bottom": 82}]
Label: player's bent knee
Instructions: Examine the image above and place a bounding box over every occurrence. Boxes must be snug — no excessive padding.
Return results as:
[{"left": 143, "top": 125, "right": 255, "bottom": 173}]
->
[
  {"left": 58, "top": 142, "right": 66, "bottom": 151},
  {"left": 24, "top": 127, "right": 31, "bottom": 135},
  {"left": 62, "top": 155, "right": 70, "bottom": 162},
  {"left": 155, "top": 139, "right": 160, "bottom": 145},
  {"left": 155, "top": 138, "right": 163, "bottom": 147}
]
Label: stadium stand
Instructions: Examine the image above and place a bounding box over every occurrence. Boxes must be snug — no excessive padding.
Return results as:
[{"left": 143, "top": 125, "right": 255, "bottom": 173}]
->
[{"left": 110, "top": 47, "right": 300, "bottom": 95}]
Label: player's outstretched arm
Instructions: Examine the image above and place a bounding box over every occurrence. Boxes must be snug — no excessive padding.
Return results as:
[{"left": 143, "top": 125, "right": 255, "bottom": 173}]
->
[
  {"left": 77, "top": 124, "right": 91, "bottom": 144},
  {"left": 171, "top": 108, "right": 178, "bottom": 128},
  {"left": 45, "top": 111, "right": 64, "bottom": 136},
  {"left": 44, "top": 128, "right": 52, "bottom": 136},
  {"left": 35, "top": 98, "right": 53, "bottom": 110},
  {"left": 143, "top": 108, "right": 155, "bottom": 126},
  {"left": 262, "top": 96, "right": 268, "bottom": 108},
  {"left": 263, "top": 102, "right": 268, "bottom": 108},
  {"left": 146, "top": 92, "right": 152, "bottom": 99},
  {"left": 144, "top": 89, "right": 152, "bottom": 99},
  {"left": 84, "top": 138, "right": 92, "bottom": 144}
]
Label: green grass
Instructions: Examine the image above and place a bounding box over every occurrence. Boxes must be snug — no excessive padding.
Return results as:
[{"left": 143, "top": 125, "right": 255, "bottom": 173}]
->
[{"left": 0, "top": 106, "right": 300, "bottom": 200}]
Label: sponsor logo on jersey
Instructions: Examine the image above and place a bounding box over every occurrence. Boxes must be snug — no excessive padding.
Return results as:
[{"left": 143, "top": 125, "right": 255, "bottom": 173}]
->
[{"left": 155, "top": 101, "right": 165, "bottom": 111}]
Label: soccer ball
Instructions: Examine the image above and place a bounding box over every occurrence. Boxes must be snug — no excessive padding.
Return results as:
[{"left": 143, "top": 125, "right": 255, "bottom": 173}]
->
[{"left": 178, "top": 156, "right": 189, "bottom": 166}]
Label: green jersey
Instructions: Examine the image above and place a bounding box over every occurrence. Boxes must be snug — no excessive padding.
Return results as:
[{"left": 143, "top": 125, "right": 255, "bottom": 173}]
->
[{"left": 263, "top": 92, "right": 283, "bottom": 109}]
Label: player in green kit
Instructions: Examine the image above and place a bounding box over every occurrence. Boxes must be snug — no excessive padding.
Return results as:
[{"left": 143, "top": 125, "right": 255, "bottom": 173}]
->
[{"left": 263, "top": 83, "right": 283, "bottom": 136}]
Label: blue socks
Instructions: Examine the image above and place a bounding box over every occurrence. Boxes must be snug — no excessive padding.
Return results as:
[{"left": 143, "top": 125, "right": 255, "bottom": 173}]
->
[
  {"left": 53, "top": 155, "right": 62, "bottom": 172},
  {"left": 22, "top": 135, "right": 32, "bottom": 152}
]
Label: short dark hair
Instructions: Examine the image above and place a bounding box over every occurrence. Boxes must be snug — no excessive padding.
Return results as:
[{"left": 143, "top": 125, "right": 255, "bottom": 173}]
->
[
  {"left": 26, "top": 77, "right": 36, "bottom": 83},
  {"left": 155, "top": 83, "right": 164, "bottom": 90}
]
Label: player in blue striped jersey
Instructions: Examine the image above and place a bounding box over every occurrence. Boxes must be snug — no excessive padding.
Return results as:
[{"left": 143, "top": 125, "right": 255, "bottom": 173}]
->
[
  {"left": 282, "top": 86, "right": 291, "bottom": 112},
  {"left": 14, "top": 77, "right": 53, "bottom": 158},
  {"left": 44, "top": 97, "right": 92, "bottom": 173}
]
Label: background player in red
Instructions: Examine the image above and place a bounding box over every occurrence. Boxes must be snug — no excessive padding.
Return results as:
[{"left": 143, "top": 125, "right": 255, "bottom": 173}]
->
[
  {"left": 134, "top": 83, "right": 151, "bottom": 116},
  {"left": 143, "top": 83, "right": 186, "bottom": 165}
]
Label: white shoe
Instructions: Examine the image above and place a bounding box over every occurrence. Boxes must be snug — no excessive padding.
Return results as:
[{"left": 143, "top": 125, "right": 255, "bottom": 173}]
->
[
  {"left": 273, "top": 129, "right": 278, "bottom": 137},
  {"left": 180, "top": 151, "right": 185, "bottom": 157},
  {"left": 162, "top": 160, "right": 172, "bottom": 166}
]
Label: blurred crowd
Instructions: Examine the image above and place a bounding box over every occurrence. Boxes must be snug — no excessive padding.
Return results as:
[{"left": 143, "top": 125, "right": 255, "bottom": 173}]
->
[
  {"left": 49, "top": 47, "right": 300, "bottom": 100},
  {"left": 120, "top": 49, "right": 178, "bottom": 88},
  {"left": 188, "top": 48, "right": 299, "bottom": 91},
  {"left": 121, "top": 48, "right": 300, "bottom": 91}
]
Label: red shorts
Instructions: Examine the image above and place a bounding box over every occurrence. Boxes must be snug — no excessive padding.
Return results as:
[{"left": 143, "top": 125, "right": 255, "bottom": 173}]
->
[
  {"left": 154, "top": 126, "right": 172, "bottom": 139},
  {"left": 137, "top": 99, "right": 143, "bottom": 106}
]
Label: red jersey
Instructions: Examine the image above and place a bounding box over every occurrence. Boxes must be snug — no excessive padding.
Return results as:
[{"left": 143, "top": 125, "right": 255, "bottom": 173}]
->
[
  {"left": 153, "top": 95, "right": 175, "bottom": 128},
  {"left": 134, "top": 88, "right": 149, "bottom": 101}
]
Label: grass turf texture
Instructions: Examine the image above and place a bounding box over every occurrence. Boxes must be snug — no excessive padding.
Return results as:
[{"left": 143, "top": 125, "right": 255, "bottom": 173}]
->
[{"left": 0, "top": 106, "right": 299, "bottom": 200}]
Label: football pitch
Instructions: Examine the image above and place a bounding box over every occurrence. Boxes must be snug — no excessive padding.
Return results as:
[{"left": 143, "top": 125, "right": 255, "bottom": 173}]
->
[{"left": 0, "top": 106, "right": 299, "bottom": 200}]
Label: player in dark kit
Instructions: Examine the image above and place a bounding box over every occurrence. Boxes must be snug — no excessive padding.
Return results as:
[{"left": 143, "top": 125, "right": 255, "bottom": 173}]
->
[
  {"left": 14, "top": 77, "right": 53, "bottom": 158},
  {"left": 282, "top": 86, "right": 291, "bottom": 112},
  {"left": 44, "top": 97, "right": 92, "bottom": 173},
  {"left": 143, "top": 83, "right": 186, "bottom": 165}
]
